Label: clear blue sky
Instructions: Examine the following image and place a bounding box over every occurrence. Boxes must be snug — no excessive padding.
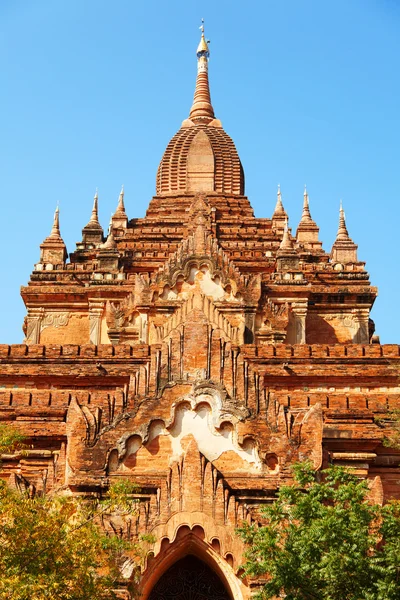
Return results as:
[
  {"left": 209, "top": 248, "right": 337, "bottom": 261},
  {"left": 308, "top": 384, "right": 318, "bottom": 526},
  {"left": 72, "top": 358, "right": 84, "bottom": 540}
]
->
[{"left": 0, "top": 0, "right": 399, "bottom": 344}]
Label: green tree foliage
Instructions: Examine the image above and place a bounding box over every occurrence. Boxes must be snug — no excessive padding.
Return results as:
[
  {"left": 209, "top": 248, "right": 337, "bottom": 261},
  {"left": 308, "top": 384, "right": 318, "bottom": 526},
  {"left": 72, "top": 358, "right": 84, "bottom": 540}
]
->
[
  {"left": 0, "top": 424, "right": 25, "bottom": 454},
  {"left": 0, "top": 427, "right": 140, "bottom": 600},
  {"left": 239, "top": 463, "right": 400, "bottom": 600}
]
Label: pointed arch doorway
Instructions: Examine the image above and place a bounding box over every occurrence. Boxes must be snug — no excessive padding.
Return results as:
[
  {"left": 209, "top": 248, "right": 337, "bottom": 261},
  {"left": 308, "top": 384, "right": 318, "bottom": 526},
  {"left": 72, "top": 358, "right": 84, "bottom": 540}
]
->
[{"left": 148, "top": 554, "right": 231, "bottom": 600}]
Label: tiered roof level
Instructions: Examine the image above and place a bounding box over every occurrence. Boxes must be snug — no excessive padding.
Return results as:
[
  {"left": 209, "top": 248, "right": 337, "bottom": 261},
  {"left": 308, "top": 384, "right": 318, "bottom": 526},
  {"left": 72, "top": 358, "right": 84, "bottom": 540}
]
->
[{"left": 22, "top": 26, "right": 377, "bottom": 347}]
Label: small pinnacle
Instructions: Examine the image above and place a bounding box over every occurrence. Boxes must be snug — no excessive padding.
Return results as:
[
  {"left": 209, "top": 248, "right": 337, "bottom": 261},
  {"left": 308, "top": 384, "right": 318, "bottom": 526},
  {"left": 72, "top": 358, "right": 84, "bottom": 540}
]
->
[
  {"left": 274, "top": 184, "right": 285, "bottom": 214},
  {"left": 335, "top": 202, "right": 350, "bottom": 241},
  {"left": 90, "top": 190, "right": 100, "bottom": 224},
  {"left": 48, "top": 206, "right": 62, "bottom": 240},
  {"left": 300, "top": 186, "right": 312, "bottom": 222},
  {"left": 280, "top": 218, "right": 294, "bottom": 250},
  {"left": 102, "top": 229, "right": 117, "bottom": 250},
  {"left": 115, "top": 185, "right": 126, "bottom": 215}
]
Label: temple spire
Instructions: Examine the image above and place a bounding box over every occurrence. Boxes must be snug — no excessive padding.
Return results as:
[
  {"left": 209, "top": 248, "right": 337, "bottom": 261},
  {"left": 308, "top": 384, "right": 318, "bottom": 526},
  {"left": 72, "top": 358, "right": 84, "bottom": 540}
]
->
[
  {"left": 89, "top": 189, "right": 100, "bottom": 225},
  {"left": 296, "top": 186, "right": 321, "bottom": 249},
  {"left": 189, "top": 20, "right": 215, "bottom": 123},
  {"left": 102, "top": 229, "right": 117, "bottom": 250},
  {"left": 39, "top": 206, "right": 67, "bottom": 265},
  {"left": 276, "top": 218, "right": 300, "bottom": 271},
  {"left": 331, "top": 201, "right": 358, "bottom": 263},
  {"left": 116, "top": 185, "right": 125, "bottom": 214},
  {"left": 96, "top": 226, "right": 119, "bottom": 272},
  {"left": 111, "top": 186, "right": 128, "bottom": 232},
  {"left": 48, "top": 206, "right": 62, "bottom": 240},
  {"left": 279, "top": 219, "right": 294, "bottom": 251},
  {"left": 272, "top": 184, "right": 288, "bottom": 233},
  {"left": 274, "top": 184, "right": 285, "bottom": 214},
  {"left": 300, "top": 185, "right": 312, "bottom": 222},
  {"left": 84, "top": 190, "right": 102, "bottom": 230},
  {"left": 82, "top": 190, "right": 104, "bottom": 245},
  {"left": 335, "top": 201, "right": 350, "bottom": 241}
]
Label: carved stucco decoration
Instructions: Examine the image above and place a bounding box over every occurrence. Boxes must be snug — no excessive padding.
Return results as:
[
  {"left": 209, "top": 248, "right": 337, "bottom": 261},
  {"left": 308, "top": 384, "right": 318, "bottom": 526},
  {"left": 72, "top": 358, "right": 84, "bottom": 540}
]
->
[
  {"left": 261, "top": 300, "right": 289, "bottom": 331},
  {"left": 105, "top": 293, "right": 146, "bottom": 343},
  {"left": 23, "top": 316, "right": 40, "bottom": 343},
  {"left": 156, "top": 264, "right": 240, "bottom": 305},
  {"left": 323, "top": 311, "right": 369, "bottom": 343},
  {"left": 134, "top": 273, "right": 152, "bottom": 306},
  {"left": 153, "top": 288, "right": 241, "bottom": 344},
  {"left": 106, "top": 392, "right": 322, "bottom": 476},
  {"left": 112, "top": 381, "right": 250, "bottom": 456},
  {"left": 40, "top": 311, "right": 70, "bottom": 331},
  {"left": 149, "top": 195, "right": 261, "bottom": 305},
  {"left": 110, "top": 382, "right": 261, "bottom": 474},
  {"left": 256, "top": 300, "right": 289, "bottom": 344},
  {"left": 324, "top": 313, "right": 356, "bottom": 329},
  {"left": 65, "top": 375, "right": 323, "bottom": 495},
  {"left": 106, "top": 295, "right": 136, "bottom": 329}
]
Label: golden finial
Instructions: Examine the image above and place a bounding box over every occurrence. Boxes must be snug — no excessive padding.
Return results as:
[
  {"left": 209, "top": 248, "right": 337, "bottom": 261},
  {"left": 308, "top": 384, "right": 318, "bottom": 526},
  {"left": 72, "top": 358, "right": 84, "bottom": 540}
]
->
[{"left": 197, "top": 18, "right": 210, "bottom": 56}]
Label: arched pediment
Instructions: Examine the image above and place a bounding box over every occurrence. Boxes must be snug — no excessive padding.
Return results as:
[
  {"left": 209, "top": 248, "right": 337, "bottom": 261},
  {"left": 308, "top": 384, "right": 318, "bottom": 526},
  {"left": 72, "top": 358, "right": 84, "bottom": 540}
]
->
[
  {"left": 110, "top": 384, "right": 257, "bottom": 475},
  {"left": 140, "top": 527, "right": 245, "bottom": 600},
  {"left": 148, "top": 555, "right": 231, "bottom": 600}
]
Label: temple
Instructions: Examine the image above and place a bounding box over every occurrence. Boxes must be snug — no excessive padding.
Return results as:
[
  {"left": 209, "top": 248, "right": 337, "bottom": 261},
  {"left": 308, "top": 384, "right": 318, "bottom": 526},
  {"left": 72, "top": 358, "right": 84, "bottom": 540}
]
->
[{"left": 1, "top": 25, "right": 399, "bottom": 600}]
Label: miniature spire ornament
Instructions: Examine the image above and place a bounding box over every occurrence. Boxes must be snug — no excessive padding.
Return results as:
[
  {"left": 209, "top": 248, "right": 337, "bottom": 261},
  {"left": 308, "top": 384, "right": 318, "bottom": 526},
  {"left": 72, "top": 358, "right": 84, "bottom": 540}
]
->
[
  {"left": 39, "top": 206, "right": 67, "bottom": 265},
  {"left": 274, "top": 184, "right": 285, "bottom": 214},
  {"left": 295, "top": 186, "right": 322, "bottom": 249},
  {"left": 111, "top": 186, "right": 128, "bottom": 231},
  {"left": 189, "top": 19, "right": 215, "bottom": 122},
  {"left": 272, "top": 184, "right": 288, "bottom": 233},
  {"left": 300, "top": 185, "right": 312, "bottom": 222},
  {"left": 116, "top": 185, "right": 125, "bottom": 214},
  {"left": 277, "top": 218, "right": 300, "bottom": 271},
  {"left": 48, "top": 206, "right": 62, "bottom": 240},
  {"left": 82, "top": 190, "right": 104, "bottom": 245},
  {"left": 330, "top": 201, "right": 358, "bottom": 263},
  {"left": 279, "top": 219, "right": 294, "bottom": 251},
  {"left": 102, "top": 229, "right": 117, "bottom": 250},
  {"left": 336, "top": 201, "right": 351, "bottom": 241},
  {"left": 89, "top": 189, "right": 100, "bottom": 225}
]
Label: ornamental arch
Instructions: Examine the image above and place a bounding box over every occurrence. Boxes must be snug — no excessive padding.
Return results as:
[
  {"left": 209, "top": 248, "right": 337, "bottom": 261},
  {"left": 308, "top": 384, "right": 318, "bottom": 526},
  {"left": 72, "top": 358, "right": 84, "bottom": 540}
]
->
[{"left": 139, "top": 526, "right": 244, "bottom": 600}]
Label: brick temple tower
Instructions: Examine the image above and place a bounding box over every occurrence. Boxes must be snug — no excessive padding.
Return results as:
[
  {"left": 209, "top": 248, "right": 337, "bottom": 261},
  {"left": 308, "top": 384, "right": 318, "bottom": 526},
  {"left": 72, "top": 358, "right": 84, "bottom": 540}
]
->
[{"left": 1, "top": 25, "right": 400, "bottom": 600}]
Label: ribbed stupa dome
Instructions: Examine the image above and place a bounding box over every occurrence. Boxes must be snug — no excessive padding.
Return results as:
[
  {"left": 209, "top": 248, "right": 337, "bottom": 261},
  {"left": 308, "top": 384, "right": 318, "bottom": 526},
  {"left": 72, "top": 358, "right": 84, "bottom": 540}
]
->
[{"left": 156, "top": 26, "right": 245, "bottom": 196}]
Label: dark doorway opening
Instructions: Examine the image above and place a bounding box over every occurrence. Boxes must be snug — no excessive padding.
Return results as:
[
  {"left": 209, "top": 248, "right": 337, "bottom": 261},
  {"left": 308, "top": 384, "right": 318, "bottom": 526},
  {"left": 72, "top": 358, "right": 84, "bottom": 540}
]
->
[{"left": 148, "top": 554, "right": 231, "bottom": 600}]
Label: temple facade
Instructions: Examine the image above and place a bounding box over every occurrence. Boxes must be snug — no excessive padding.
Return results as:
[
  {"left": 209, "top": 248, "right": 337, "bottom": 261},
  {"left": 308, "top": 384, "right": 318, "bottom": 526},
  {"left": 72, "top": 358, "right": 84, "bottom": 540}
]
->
[{"left": 1, "top": 27, "right": 400, "bottom": 600}]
